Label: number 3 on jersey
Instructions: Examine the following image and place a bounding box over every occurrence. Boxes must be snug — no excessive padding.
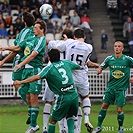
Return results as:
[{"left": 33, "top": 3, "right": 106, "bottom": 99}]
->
[{"left": 58, "top": 68, "right": 68, "bottom": 84}]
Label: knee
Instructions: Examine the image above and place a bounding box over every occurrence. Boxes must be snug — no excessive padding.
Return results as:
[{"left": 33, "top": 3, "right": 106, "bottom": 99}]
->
[
  {"left": 49, "top": 118, "right": 57, "bottom": 124},
  {"left": 117, "top": 107, "right": 123, "bottom": 114}
]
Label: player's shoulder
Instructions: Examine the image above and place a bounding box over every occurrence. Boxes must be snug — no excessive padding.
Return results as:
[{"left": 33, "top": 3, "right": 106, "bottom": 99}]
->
[{"left": 122, "top": 54, "right": 133, "bottom": 61}]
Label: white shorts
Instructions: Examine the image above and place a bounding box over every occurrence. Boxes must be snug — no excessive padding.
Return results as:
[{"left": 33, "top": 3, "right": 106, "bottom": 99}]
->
[{"left": 42, "top": 81, "right": 55, "bottom": 102}]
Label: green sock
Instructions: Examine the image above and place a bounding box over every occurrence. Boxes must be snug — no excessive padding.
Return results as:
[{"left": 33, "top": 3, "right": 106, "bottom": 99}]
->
[
  {"left": 30, "top": 107, "right": 39, "bottom": 127},
  {"left": 97, "top": 108, "right": 107, "bottom": 127},
  {"left": 117, "top": 112, "right": 124, "bottom": 129},
  {"left": 48, "top": 123, "right": 55, "bottom": 133},
  {"left": 67, "top": 117, "right": 74, "bottom": 133},
  {"left": 28, "top": 107, "right": 31, "bottom": 118}
]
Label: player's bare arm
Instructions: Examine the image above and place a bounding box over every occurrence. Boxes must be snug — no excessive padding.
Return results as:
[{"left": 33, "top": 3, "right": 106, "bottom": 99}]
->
[
  {"left": 0, "top": 52, "right": 17, "bottom": 67},
  {"left": 13, "top": 75, "right": 41, "bottom": 85},
  {"left": 13, "top": 51, "right": 38, "bottom": 70},
  {"left": 87, "top": 61, "right": 99, "bottom": 68},
  {"left": 0, "top": 46, "right": 20, "bottom": 51},
  {"left": 97, "top": 67, "right": 103, "bottom": 75}
]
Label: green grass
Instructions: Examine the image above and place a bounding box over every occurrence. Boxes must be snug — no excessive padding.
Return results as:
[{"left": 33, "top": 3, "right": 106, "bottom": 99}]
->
[{"left": 0, "top": 103, "right": 133, "bottom": 133}]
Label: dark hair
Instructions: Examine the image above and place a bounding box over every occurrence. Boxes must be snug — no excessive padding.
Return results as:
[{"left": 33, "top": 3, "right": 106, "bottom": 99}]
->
[
  {"left": 22, "top": 12, "right": 35, "bottom": 27},
  {"left": 48, "top": 49, "right": 60, "bottom": 63},
  {"left": 34, "top": 20, "right": 47, "bottom": 35},
  {"left": 62, "top": 28, "right": 73, "bottom": 39},
  {"left": 74, "top": 29, "right": 85, "bottom": 38}
]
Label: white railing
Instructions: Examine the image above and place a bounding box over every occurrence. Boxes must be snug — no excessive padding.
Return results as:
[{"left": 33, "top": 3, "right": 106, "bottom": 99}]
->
[{"left": 0, "top": 67, "right": 133, "bottom": 98}]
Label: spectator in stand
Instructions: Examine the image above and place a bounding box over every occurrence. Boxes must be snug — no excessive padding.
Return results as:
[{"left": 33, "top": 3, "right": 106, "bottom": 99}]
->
[
  {"left": 80, "top": 12, "right": 93, "bottom": 32},
  {"left": 101, "top": 29, "right": 108, "bottom": 53},
  {"left": 0, "top": 21, "right": 8, "bottom": 39},
  {"left": 76, "top": 0, "right": 89, "bottom": 16},
  {"left": 8, "top": 24, "right": 16, "bottom": 39},
  {"left": 0, "top": 12, "right": 6, "bottom": 25},
  {"left": 68, "top": 0, "right": 76, "bottom": 10},
  {"left": 47, "top": 19, "right": 54, "bottom": 34},
  {"left": 70, "top": 10, "right": 80, "bottom": 28},
  {"left": 54, "top": 21, "right": 62, "bottom": 35},
  {"left": 33, "top": 7, "right": 41, "bottom": 21},
  {"left": 123, "top": 17, "right": 133, "bottom": 42},
  {"left": 60, "top": 0, "right": 69, "bottom": 15},
  {"left": 119, "top": 0, "right": 131, "bottom": 22},
  {"left": 14, "top": 17, "right": 23, "bottom": 34},
  {"left": 65, "top": 21, "right": 73, "bottom": 30},
  {"left": 18, "top": 7, "right": 28, "bottom": 19},
  {"left": 20, "top": 0, "right": 30, "bottom": 12},
  {"left": 62, "top": 17, "right": 70, "bottom": 29},
  {"left": 2, "top": 0, "right": 11, "bottom": 15},
  {"left": 106, "top": 0, "right": 118, "bottom": 17}
]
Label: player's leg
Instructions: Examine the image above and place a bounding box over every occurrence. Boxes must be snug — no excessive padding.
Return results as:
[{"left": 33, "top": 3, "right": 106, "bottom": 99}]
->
[
  {"left": 42, "top": 82, "right": 55, "bottom": 133},
  {"left": 116, "top": 90, "right": 126, "bottom": 133},
  {"left": 66, "top": 94, "right": 78, "bottom": 133},
  {"left": 93, "top": 90, "right": 115, "bottom": 133},
  {"left": 76, "top": 83, "right": 93, "bottom": 132},
  {"left": 58, "top": 117, "right": 68, "bottom": 133}
]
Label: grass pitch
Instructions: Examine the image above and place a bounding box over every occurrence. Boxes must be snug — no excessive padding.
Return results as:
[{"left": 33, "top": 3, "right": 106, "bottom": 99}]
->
[{"left": 0, "top": 103, "right": 133, "bottom": 133}]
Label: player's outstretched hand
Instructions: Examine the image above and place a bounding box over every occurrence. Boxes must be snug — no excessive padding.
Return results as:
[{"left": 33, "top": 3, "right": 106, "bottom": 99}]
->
[{"left": 13, "top": 80, "right": 22, "bottom": 86}]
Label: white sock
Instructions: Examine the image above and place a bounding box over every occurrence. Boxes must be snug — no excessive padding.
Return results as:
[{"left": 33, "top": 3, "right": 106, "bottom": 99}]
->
[
  {"left": 82, "top": 98, "right": 91, "bottom": 123},
  {"left": 58, "top": 118, "right": 65, "bottom": 132},
  {"left": 74, "top": 116, "right": 78, "bottom": 133},
  {"left": 43, "top": 103, "right": 52, "bottom": 131},
  {"left": 78, "top": 106, "right": 82, "bottom": 131}
]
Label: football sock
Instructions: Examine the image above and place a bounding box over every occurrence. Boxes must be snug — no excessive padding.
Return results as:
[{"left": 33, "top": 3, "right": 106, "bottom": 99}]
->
[
  {"left": 117, "top": 112, "right": 124, "bottom": 128},
  {"left": 28, "top": 107, "right": 31, "bottom": 118},
  {"left": 58, "top": 118, "right": 65, "bottom": 131},
  {"left": 78, "top": 106, "right": 82, "bottom": 131},
  {"left": 97, "top": 108, "right": 107, "bottom": 127},
  {"left": 30, "top": 106, "right": 39, "bottom": 127},
  {"left": 67, "top": 117, "right": 74, "bottom": 133},
  {"left": 43, "top": 103, "right": 51, "bottom": 130},
  {"left": 48, "top": 123, "right": 55, "bottom": 133},
  {"left": 82, "top": 98, "right": 91, "bottom": 123},
  {"left": 74, "top": 116, "right": 78, "bottom": 132}
]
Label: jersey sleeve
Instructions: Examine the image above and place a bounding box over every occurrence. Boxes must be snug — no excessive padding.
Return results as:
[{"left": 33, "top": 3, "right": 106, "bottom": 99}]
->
[
  {"left": 100, "top": 56, "right": 109, "bottom": 70},
  {"left": 67, "top": 60, "right": 80, "bottom": 70},
  {"left": 38, "top": 65, "right": 50, "bottom": 78}
]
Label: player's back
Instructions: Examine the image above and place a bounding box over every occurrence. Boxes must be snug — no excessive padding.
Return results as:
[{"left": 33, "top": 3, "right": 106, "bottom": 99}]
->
[{"left": 65, "top": 39, "right": 93, "bottom": 66}]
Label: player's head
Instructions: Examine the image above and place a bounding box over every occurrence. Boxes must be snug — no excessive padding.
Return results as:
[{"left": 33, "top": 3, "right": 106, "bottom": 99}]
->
[
  {"left": 22, "top": 12, "right": 35, "bottom": 27},
  {"left": 34, "top": 20, "right": 46, "bottom": 36},
  {"left": 62, "top": 28, "right": 73, "bottom": 39},
  {"left": 74, "top": 29, "right": 85, "bottom": 39},
  {"left": 114, "top": 41, "right": 124, "bottom": 55},
  {"left": 48, "top": 49, "right": 60, "bottom": 63}
]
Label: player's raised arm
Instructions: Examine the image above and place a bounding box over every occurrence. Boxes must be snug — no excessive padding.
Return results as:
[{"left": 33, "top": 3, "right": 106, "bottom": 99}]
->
[{"left": 0, "top": 45, "right": 20, "bottom": 51}]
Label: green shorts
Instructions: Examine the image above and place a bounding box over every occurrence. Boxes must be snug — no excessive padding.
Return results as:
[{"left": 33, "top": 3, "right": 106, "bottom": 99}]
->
[
  {"left": 102, "top": 88, "right": 126, "bottom": 106},
  {"left": 19, "top": 67, "right": 42, "bottom": 95},
  {"left": 12, "top": 68, "right": 24, "bottom": 81},
  {"left": 50, "top": 92, "right": 78, "bottom": 121}
]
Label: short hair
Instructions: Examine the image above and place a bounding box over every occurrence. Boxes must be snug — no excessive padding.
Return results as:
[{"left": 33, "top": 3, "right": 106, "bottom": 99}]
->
[
  {"left": 62, "top": 28, "right": 73, "bottom": 39},
  {"left": 74, "top": 29, "right": 85, "bottom": 38},
  {"left": 22, "top": 12, "right": 35, "bottom": 27},
  {"left": 34, "top": 20, "right": 47, "bottom": 35},
  {"left": 48, "top": 49, "right": 60, "bottom": 63}
]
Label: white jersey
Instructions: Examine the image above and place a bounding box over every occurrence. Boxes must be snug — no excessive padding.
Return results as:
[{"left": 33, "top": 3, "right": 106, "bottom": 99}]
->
[
  {"left": 54, "top": 39, "right": 93, "bottom": 85},
  {"left": 48, "top": 40, "right": 65, "bottom": 60}
]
